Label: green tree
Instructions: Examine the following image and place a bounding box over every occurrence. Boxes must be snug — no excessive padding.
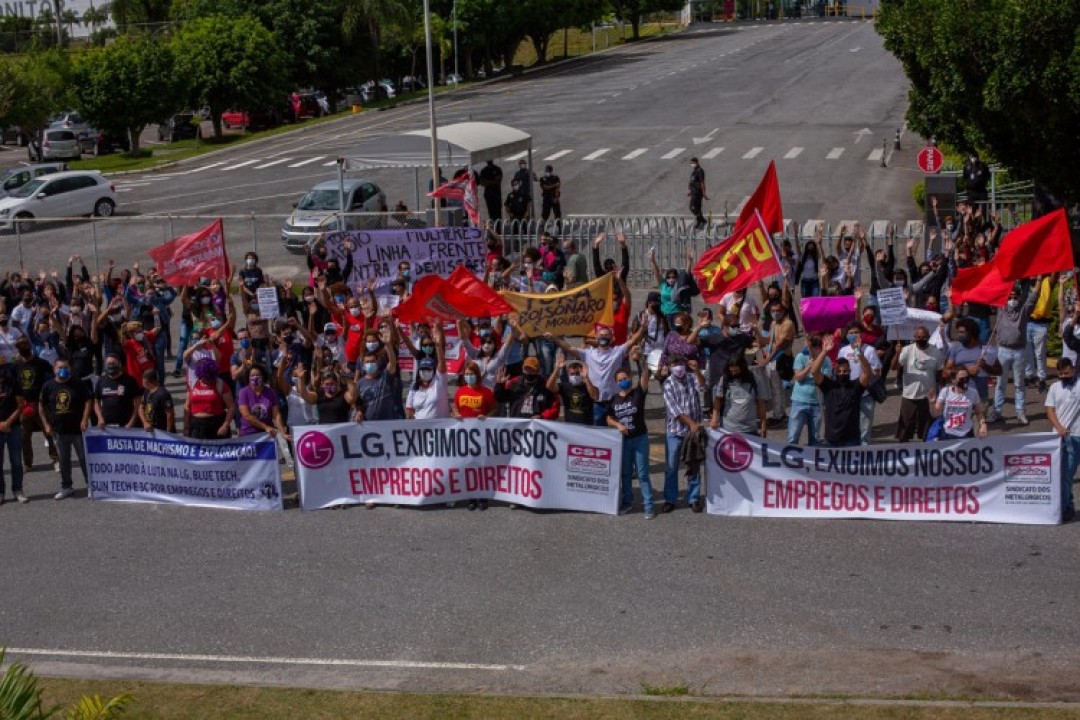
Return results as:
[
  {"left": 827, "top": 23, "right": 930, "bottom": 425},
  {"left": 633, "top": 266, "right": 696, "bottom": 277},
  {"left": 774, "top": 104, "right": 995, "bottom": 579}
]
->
[
  {"left": 876, "top": 0, "right": 1080, "bottom": 203},
  {"left": 0, "top": 49, "right": 71, "bottom": 151},
  {"left": 342, "top": 0, "right": 413, "bottom": 79},
  {"left": 110, "top": 0, "right": 172, "bottom": 26},
  {"left": 609, "top": 0, "right": 684, "bottom": 39},
  {"left": 516, "top": 0, "right": 604, "bottom": 64},
  {"left": 170, "top": 14, "right": 288, "bottom": 138},
  {"left": 72, "top": 34, "right": 179, "bottom": 155}
]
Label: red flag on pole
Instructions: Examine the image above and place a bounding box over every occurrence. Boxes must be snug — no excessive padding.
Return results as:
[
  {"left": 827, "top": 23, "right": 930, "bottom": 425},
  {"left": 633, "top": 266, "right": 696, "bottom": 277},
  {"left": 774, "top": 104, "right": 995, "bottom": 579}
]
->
[
  {"left": 394, "top": 272, "right": 514, "bottom": 324},
  {"left": 428, "top": 173, "right": 480, "bottom": 226},
  {"left": 148, "top": 219, "right": 230, "bottom": 285},
  {"left": 991, "top": 208, "right": 1074, "bottom": 282},
  {"left": 950, "top": 261, "right": 1013, "bottom": 308},
  {"left": 693, "top": 210, "right": 782, "bottom": 303},
  {"left": 735, "top": 160, "right": 784, "bottom": 235}
]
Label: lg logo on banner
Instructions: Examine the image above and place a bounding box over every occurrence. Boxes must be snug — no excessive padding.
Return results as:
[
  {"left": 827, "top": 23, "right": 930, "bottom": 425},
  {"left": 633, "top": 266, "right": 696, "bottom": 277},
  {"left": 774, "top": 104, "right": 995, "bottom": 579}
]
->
[
  {"left": 714, "top": 434, "right": 754, "bottom": 472},
  {"left": 296, "top": 431, "right": 334, "bottom": 469}
]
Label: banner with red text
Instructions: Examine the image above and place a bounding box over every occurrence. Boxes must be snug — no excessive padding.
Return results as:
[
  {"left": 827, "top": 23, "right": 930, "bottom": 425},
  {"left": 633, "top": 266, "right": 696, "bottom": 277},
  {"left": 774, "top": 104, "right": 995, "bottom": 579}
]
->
[
  {"left": 706, "top": 430, "right": 1061, "bottom": 525},
  {"left": 149, "top": 219, "right": 230, "bottom": 286},
  {"left": 294, "top": 419, "right": 621, "bottom": 513}
]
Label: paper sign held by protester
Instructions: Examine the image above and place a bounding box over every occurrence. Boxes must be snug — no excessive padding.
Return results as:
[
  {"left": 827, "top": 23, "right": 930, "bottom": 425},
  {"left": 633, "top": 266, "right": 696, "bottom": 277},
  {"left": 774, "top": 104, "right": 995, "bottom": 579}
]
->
[
  {"left": 501, "top": 274, "right": 614, "bottom": 337},
  {"left": 876, "top": 287, "right": 908, "bottom": 326},
  {"left": 149, "top": 219, "right": 230, "bottom": 286},
  {"left": 256, "top": 287, "right": 280, "bottom": 319},
  {"left": 693, "top": 210, "right": 781, "bottom": 303},
  {"left": 886, "top": 308, "right": 943, "bottom": 345}
]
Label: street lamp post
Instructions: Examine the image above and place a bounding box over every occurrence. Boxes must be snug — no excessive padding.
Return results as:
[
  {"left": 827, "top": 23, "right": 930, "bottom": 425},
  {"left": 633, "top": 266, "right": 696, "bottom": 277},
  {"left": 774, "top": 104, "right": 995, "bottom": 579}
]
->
[
  {"left": 422, "top": 0, "right": 441, "bottom": 227},
  {"left": 453, "top": 0, "right": 459, "bottom": 81}
]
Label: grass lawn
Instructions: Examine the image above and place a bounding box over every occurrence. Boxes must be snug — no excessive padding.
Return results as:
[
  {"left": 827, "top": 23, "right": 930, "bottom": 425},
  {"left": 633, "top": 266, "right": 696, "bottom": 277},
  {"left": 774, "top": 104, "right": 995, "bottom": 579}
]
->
[{"left": 36, "top": 678, "right": 1080, "bottom": 720}]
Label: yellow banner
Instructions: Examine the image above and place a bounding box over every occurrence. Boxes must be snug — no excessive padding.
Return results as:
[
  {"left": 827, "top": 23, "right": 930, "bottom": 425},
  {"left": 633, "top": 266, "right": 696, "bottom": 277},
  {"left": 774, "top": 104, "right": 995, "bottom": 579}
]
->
[{"left": 501, "top": 274, "right": 614, "bottom": 337}]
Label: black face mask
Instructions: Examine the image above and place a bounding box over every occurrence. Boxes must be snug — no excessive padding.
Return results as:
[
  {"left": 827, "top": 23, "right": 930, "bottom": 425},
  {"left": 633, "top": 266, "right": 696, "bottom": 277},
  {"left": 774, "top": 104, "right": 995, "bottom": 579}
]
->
[
  {"left": 915, "top": 338, "right": 929, "bottom": 348},
  {"left": 1062, "top": 376, "right": 1076, "bottom": 388},
  {"left": 523, "top": 373, "right": 539, "bottom": 385}
]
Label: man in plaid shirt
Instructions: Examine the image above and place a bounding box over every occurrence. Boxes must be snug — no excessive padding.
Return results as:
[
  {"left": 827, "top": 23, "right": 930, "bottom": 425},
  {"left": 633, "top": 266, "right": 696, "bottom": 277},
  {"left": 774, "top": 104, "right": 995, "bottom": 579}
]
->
[{"left": 662, "top": 353, "right": 706, "bottom": 513}]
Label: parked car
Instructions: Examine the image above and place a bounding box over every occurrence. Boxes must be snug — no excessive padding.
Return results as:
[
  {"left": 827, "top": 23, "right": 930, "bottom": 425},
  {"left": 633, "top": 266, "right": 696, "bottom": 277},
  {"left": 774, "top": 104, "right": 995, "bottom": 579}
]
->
[
  {"left": 0, "top": 170, "right": 117, "bottom": 233},
  {"left": 359, "top": 79, "right": 396, "bottom": 103},
  {"left": 288, "top": 92, "right": 324, "bottom": 121},
  {"left": 49, "top": 112, "right": 92, "bottom": 139},
  {"left": 1, "top": 127, "right": 30, "bottom": 146},
  {"left": 400, "top": 75, "right": 426, "bottom": 92},
  {"left": 0, "top": 163, "right": 66, "bottom": 199},
  {"left": 221, "top": 108, "right": 281, "bottom": 130},
  {"left": 157, "top": 113, "right": 200, "bottom": 142},
  {"left": 27, "top": 129, "right": 81, "bottom": 162},
  {"left": 79, "top": 128, "right": 131, "bottom": 156},
  {"left": 281, "top": 178, "right": 387, "bottom": 254}
]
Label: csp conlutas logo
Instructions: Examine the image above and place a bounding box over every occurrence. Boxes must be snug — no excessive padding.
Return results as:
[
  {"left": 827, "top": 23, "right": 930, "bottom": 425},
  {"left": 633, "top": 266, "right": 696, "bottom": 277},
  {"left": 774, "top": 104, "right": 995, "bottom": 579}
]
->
[{"left": 566, "top": 445, "right": 612, "bottom": 476}]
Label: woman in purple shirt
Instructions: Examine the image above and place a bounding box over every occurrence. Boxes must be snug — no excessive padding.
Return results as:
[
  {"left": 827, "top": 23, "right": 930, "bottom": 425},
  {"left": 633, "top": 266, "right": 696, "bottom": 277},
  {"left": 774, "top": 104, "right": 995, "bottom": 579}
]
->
[
  {"left": 660, "top": 311, "right": 700, "bottom": 368},
  {"left": 237, "top": 364, "right": 289, "bottom": 439}
]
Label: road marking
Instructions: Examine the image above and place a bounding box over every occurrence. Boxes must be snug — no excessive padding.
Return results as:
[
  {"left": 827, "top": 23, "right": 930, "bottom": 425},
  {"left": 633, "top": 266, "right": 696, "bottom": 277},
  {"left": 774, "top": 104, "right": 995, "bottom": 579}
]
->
[
  {"left": 254, "top": 158, "right": 294, "bottom": 169},
  {"left": 220, "top": 159, "right": 260, "bottom": 171},
  {"left": 826, "top": 147, "right": 845, "bottom": 160},
  {"left": 544, "top": 149, "right": 572, "bottom": 161},
  {"left": 622, "top": 148, "right": 648, "bottom": 160},
  {"left": 783, "top": 146, "right": 804, "bottom": 159},
  {"left": 6, "top": 648, "right": 526, "bottom": 672},
  {"left": 867, "top": 148, "right": 884, "bottom": 162},
  {"left": 734, "top": 195, "right": 751, "bottom": 213},
  {"left": 184, "top": 162, "right": 225, "bottom": 174},
  {"left": 288, "top": 156, "right": 326, "bottom": 168},
  {"left": 702, "top": 147, "right": 725, "bottom": 159},
  {"left": 323, "top": 160, "right": 338, "bottom": 166},
  {"left": 582, "top": 148, "right": 610, "bottom": 160},
  {"left": 742, "top": 147, "right": 763, "bottom": 159},
  {"left": 661, "top": 147, "right": 686, "bottom": 160},
  {"left": 504, "top": 151, "right": 528, "bottom": 161}
]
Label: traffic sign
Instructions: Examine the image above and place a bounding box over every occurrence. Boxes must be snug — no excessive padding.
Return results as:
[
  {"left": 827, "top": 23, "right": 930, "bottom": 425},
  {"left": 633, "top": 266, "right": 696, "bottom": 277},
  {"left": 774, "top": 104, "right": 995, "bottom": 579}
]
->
[{"left": 917, "top": 146, "right": 944, "bottom": 174}]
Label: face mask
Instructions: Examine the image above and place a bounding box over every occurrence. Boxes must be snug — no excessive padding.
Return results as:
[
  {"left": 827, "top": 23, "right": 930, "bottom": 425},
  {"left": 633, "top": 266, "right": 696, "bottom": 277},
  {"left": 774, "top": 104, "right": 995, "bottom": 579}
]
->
[
  {"left": 847, "top": 334, "right": 858, "bottom": 345},
  {"left": 249, "top": 375, "right": 264, "bottom": 387},
  {"left": 136, "top": 285, "right": 145, "bottom": 292},
  {"left": 523, "top": 263, "right": 534, "bottom": 272},
  {"left": 334, "top": 295, "right": 345, "bottom": 305},
  {"left": 837, "top": 374, "right": 851, "bottom": 384},
  {"left": 246, "top": 259, "right": 256, "bottom": 268},
  {"left": 479, "top": 328, "right": 492, "bottom": 337},
  {"left": 240, "top": 338, "right": 251, "bottom": 349},
  {"left": 675, "top": 324, "right": 687, "bottom": 333},
  {"left": 419, "top": 369, "right": 434, "bottom": 382},
  {"left": 56, "top": 368, "right": 70, "bottom": 381},
  {"left": 481, "top": 343, "right": 495, "bottom": 353},
  {"left": 22, "top": 298, "right": 31, "bottom": 306},
  {"left": 956, "top": 379, "right": 969, "bottom": 390},
  {"left": 365, "top": 341, "right": 380, "bottom": 353},
  {"left": 401, "top": 270, "right": 411, "bottom": 279},
  {"left": 464, "top": 373, "right": 478, "bottom": 386},
  {"left": 597, "top": 336, "right": 612, "bottom": 347},
  {"left": 282, "top": 334, "right": 293, "bottom": 344},
  {"left": 957, "top": 333, "right": 969, "bottom": 344},
  {"left": 106, "top": 364, "right": 120, "bottom": 377},
  {"left": 771, "top": 312, "right": 784, "bottom": 322},
  {"left": 915, "top": 338, "right": 929, "bottom": 349},
  {"left": 422, "top": 346, "right": 435, "bottom": 356},
  {"left": 670, "top": 365, "right": 687, "bottom": 379},
  {"left": 325, "top": 334, "right": 337, "bottom": 343},
  {"left": 135, "top": 332, "right": 145, "bottom": 342},
  {"left": 617, "top": 378, "right": 632, "bottom": 391},
  {"left": 568, "top": 374, "right": 583, "bottom": 387},
  {"left": 1062, "top": 376, "right": 1077, "bottom": 388},
  {"left": 200, "top": 297, "right": 212, "bottom": 305},
  {"left": 363, "top": 362, "right": 379, "bottom": 376},
  {"left": 896, "top": 281, "right": 907, "bottom": 288},
  {"left": 523, "top": 373, "right": 539, "bottom": 384},
  {"left": 666, "top": 278, "right": 676, "bottom": 287},
  {"left": 1007, "top": 299, "right": 1019, "bottom": 310},
  {"left": 210, "top": 319, "right": 222, "bottom": 329},
  {"left": 323, "top": 384, "right": 338, "bottom": 395}
]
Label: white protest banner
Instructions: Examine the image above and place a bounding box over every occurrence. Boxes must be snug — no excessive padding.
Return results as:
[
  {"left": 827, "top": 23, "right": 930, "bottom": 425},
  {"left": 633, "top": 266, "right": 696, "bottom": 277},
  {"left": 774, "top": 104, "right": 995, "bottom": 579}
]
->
[
  {"left": 294, "top": 419, "right": 621, "bottom": 514},
  {"left": 706, "top": 430, "right": 1060, "bottom": 525},
  {"left": 326, "top": 227, "right": 485, "bottom": 286},
  {"left": 886, "top": 307, "right": 943, "bottom": 343},
  {"left": 876, "top": 286, "right": 908, "bottom": 326},
  {"left": 256, "top": 286, "right": 280, "bottom": 319},
  {"left": 84, "top": 428, "right": 283, "bottom": 511}
]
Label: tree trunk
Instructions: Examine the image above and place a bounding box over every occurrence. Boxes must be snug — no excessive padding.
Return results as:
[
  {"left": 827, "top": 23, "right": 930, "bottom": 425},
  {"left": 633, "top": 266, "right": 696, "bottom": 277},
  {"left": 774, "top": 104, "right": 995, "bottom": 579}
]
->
[
  {"left": 128, "top": 126, "right": 141, "bottom": 156},
  {"left": 630, "top": 14, "right": 641, "bottom": 39},
  {"left": 211, "top": 112, "right": 222, "bottom": 140},
  {"left": 530, "top": 34, "right": 549, "bottom": 64}
]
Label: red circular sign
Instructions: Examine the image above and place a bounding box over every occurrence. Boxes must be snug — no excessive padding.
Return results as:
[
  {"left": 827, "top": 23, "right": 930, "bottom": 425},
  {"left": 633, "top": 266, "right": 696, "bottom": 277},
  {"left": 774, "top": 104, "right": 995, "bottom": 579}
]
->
[
  {"left": 713, "top": 434, "right": 754, "bottom": 472},
  {"left": 917, "top": 147, "right": 943, "bottom": 174}
]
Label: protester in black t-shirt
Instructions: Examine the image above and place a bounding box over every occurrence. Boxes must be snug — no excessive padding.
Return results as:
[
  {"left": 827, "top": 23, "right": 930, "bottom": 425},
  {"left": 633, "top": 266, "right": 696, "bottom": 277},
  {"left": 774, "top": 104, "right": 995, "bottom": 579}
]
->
[
  {"left": 139, "top": 369, "right": 175, "bottom": 432},
  {"left": 0, "top": 363, "right": 26, "bottom": 503},
  {"left": 606, "top": 346, "right": 654, "bottom": 518},
  {"left": 14, "top": 337, "right": 57, "bottom": 472},
  {"left": 546, "top": 355, "right": 598, "bottom": 425},
  {"left": 495, "top": 357, "right": 558, "bottom": 419},
  {"left": 812, "top": 335, "right": 870, "bottom": 447},
  {"left": 95, "top": 354, "right": 140, "bottom": 427},
  {"left": 40, "top": 359, "right": 92, "bottom": 499}
]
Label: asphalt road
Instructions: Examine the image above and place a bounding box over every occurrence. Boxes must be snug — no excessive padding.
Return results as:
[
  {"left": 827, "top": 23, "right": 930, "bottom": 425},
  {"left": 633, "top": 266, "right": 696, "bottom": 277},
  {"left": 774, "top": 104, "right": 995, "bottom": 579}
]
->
[{"left": 5, "top": 19, "right": 1079, "bottom": 703}]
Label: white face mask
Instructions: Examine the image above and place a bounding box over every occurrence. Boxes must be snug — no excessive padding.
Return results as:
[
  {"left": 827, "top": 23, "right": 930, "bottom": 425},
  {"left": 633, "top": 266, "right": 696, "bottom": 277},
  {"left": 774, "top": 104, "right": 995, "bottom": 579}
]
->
[
  {"left": 670, "top": 365, "right": 687, "bottom": 379},
  {"left": 348, "top": 307, "right": 361, "bottom": 317},
  {"left": 1007, "top": 299, "right": 1019, "bottom": 310},
  {"left": 419, "top": 369, "right": 434, "bottom": 382},
  {"left": 567, "top": 374, "right": 583, "bottom": 387}
]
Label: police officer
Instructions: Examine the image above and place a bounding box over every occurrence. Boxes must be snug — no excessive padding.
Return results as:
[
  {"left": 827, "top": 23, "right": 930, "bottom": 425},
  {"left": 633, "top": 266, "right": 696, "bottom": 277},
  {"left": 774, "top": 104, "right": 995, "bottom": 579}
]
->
[{"left": 688, "top": 156, "right": 707, "bottom": 230}]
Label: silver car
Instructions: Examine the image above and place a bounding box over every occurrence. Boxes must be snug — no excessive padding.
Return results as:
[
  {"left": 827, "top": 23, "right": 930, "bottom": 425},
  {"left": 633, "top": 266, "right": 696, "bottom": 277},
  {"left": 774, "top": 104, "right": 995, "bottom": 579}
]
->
[
  {"left": 28, "top": 129, "right": 82, "bottom": 162},
  {"left": 281, "top": 178, "right": 387, "bottom": 254},
  {"left": 0, "top": 163, "right": 66, "bottom": 198},
  {"left": 0, "top": 170, "right": 118, "bottom": 233}
]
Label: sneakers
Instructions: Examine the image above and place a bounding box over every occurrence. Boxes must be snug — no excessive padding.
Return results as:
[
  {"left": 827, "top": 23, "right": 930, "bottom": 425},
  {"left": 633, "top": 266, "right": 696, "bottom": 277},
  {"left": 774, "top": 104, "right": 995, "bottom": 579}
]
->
[
  {"left": 643, "top": 509, "right": 656, "bottom": 520},
  {"left": 53, "top": 461, "right": 60, "bottom": 473},
  {"left": 54, "top": 487, "right": 74, "bottom": 500},
  {"left": 14, "top": 491, "right": 27, "bottom": 504},
  {"left": 1016, "top": 413, "right": 1029, "bottom": 426},
  {"left": 478, "top": 499, "right": 489, "bottom": 511},
  {"left": 986, "top": 408, "right": 1001, "bottom": 423},
  {"left": 618, "top": 504, "right": 632, "bottom": 516},
  {"left": 467, "top": 499, "right": 478, "bottom": 511}
]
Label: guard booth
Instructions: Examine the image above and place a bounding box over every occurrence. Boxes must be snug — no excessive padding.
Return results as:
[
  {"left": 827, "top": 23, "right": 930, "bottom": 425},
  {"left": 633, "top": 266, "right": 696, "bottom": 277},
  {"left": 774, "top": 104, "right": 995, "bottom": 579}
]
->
[{"left": 924, "top": 174, "right": 957, "bottom": 257}]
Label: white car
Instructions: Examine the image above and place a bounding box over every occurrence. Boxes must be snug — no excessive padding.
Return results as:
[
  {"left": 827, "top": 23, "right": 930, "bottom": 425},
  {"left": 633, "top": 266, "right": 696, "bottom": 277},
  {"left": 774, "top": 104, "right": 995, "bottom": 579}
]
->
[
  {"left": 0, "top": 170, "right": 117, "bottom": 233},
  {"left": 28, "top": 129, "right": 82, "bottom": 162}
]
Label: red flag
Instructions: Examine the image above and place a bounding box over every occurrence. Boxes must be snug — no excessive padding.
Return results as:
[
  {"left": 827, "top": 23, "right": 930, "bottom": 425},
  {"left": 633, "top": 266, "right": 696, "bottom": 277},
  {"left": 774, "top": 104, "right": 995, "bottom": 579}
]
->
[
  {"left": 735, "top": 160, "right": 784, "bottom": 235},
  {"left": 447, "top": 265, "right": 515, "bottom": 315},
  {"left": 394, "top": 272, "right": 514, "bottom": 324},
  {"left": 950, "top": 261, "right": 1013, "bottom": 308},
  {"left": 693, "top": 210, "right": 782, "bottom": 303},
  {"left": 428, "top": 174, "right": 480, "bottom": 226},
  {"left": 148, "top": 219, "right": 229, "bottom": 286},
  {"left": 992, "top": 208, "right": 1074, "bottom": 281}
]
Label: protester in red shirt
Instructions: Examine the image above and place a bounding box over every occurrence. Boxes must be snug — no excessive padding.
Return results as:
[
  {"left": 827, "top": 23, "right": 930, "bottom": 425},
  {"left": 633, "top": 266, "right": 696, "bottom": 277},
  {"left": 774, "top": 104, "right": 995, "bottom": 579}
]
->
[
  {"left": 121, "top": 321, "right": 157, "bottom": 389},
  {"left": 611, "top": 274, "right": 631, "bottom": 345},
  {"left": 454, "top": 361, "right": 496, "bottom": 419}
]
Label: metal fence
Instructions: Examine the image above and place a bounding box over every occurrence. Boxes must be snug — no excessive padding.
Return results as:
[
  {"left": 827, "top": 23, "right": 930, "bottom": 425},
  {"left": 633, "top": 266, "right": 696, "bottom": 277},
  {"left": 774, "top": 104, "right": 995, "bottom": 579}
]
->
[{"left": 5, "top": 210, "right": 1015, "bottom": 288}]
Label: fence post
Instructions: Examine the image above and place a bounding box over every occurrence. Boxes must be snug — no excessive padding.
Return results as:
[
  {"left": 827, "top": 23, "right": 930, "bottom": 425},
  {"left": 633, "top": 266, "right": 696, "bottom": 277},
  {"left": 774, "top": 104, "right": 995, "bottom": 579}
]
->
[
  {"left": 167, "top": 214, "right": 175, "bottom": 243},
  {"left": 91, "top": 220, "right": 101, "bottom": 277},
  {"left": 250, "top": 212, "right": 258, "bottom": 253},
  {"left": 15, "top": 222, "right": 23, "bottom": 272}
]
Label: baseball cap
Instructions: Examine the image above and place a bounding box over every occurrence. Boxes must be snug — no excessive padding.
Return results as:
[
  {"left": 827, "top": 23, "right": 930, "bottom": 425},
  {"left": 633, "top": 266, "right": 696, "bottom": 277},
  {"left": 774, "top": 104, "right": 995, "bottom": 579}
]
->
[{"left": 523, "top": 357, "right": 541, "bottom": 372}]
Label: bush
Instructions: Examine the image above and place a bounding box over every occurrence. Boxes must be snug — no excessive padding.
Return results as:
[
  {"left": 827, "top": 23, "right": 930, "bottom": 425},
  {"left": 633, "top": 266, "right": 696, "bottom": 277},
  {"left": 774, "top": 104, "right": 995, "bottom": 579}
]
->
[{"left": 912, "top": 180, "right": 926, "bottom": 212}]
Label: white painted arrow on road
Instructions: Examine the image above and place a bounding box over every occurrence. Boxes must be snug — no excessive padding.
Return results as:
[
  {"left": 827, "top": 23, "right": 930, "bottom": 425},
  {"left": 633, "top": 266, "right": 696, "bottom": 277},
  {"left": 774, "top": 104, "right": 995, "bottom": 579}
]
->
[
  {"left": 853, "top": 128, "right": 872, "bottom": 144},
  {"left": 693, "top": 128, "right": 720, "bottom": 145}
]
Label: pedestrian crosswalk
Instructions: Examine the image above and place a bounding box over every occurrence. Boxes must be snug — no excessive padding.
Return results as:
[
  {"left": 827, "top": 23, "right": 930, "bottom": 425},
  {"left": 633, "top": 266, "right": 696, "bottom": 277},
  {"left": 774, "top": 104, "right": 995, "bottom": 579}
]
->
[{"left": 111, "top": 139, "right": 895, "bottom": 190}]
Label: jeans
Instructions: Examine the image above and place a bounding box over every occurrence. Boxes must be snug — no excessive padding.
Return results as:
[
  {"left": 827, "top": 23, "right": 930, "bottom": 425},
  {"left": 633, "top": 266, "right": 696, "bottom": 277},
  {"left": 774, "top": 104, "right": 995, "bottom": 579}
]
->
[
  {"left": 800, "top": 278, "right": 820, "bottom": 298},
  {"left": 787, "top": 401, "right": 820, "bottom": 446},
  {"left": 54, "top": 432, "right": 87, "bottom": 490},
  {"left": 174, "top": 318, "right": 191, "bottom": 373},
  {"left": 859, "top": 391, "right": 875, "bottom": 445},
  {"left": 1025, "top": 322, "right": 1048, "bottom": 381},
  {"left": 993, "top": 346, "right": 1026, "bottom": 416},
  {"left": 1061, "top": 435, "right": 1080, "bottom": 515},
  {"left": 664, "top": 433, "right": 700, "bottom": 504},
  {"left": 973, "top": 316, "right": 992, "bottom": 345},
  {"left": 0, "top": 425, "right": 24, "bottom": 494},
  {"left": 620, "top": 433, "right": 654, "bottom": 513},
  {"left": 592, "top": 401, "right": 608, "bottom": 427},
  {"left": 154, "top": 332, "right": 169, "bottom": 383}
]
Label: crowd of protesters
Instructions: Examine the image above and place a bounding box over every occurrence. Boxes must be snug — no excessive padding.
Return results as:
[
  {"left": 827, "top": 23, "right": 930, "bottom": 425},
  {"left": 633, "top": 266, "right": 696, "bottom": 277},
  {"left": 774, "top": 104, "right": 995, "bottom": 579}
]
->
[{"left": 0, "top": 196, "right": 1075, "bottom": 521}]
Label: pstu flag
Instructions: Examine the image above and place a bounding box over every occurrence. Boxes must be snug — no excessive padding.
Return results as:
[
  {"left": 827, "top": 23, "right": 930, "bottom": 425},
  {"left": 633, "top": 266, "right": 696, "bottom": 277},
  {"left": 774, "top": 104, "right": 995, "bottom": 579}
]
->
[
  {"left": 428, "top": 173, "right": 480, "bottom": 226},
  {"left": 148, "top": 219, "right": 230, "bottom": 285},
  {"left": 735, "top": 160, "right": 784, "bottom": 235},
  {"left": 693, "top": 210, "right": 781, "bottom": 303}
]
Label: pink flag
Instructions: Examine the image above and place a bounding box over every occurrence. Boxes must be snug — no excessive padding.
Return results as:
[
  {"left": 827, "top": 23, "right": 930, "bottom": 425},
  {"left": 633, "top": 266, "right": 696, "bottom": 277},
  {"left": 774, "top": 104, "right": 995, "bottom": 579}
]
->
[{"left": 799, "top": 295, "right": 857, "bottom": 334}]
